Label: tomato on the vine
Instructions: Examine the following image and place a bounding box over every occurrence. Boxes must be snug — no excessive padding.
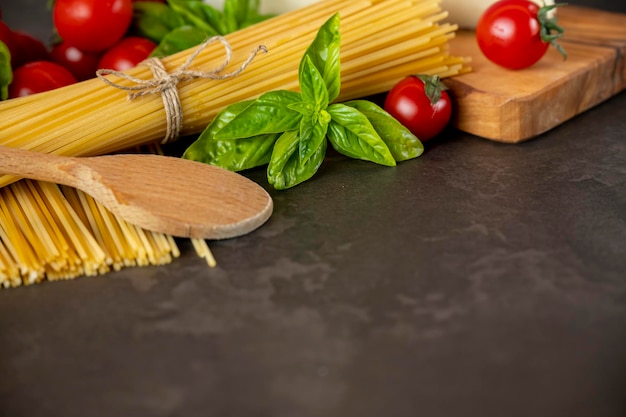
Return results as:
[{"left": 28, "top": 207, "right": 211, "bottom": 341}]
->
[
  {"left": 384, "top": 75, "right": 452, "bottom": 142},
  {"left": 9, "top": 61, "right": 77, "bottom": 98},
  {"left": 97, "top": 37, "right": 156, "bottom": 71},
  {"left": 476, "top": 0, "right": 566, "bottom": 70},
  {"left": 53, "top": 0, "right": 133, "bottom": 52},
  {"left": 51, "top": 42, "right": 102, "bottom": 81}
]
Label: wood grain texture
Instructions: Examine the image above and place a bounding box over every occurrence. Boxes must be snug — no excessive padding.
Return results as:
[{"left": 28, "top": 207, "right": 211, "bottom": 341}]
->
[
  {"left": 447, "top": 6, "right": 626, "bottom": 143},
  {"left": 0, "top": 146, "right": 273, "bottom": 239}
]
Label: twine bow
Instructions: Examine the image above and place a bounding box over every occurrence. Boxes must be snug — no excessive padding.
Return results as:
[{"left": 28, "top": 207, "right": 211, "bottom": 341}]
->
[{"left": 96, "top": 36, "right": 268, "bottom": 144}]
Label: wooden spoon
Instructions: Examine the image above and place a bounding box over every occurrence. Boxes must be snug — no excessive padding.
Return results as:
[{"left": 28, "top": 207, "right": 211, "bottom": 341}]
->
[{"left": 0, "top": 146, "right": 273, "bottom": 239}]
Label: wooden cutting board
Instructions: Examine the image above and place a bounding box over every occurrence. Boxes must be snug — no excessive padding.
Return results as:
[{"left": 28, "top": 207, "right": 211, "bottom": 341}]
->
[{"left": 446, "top": 5, "right": 626, "bottom": 143}]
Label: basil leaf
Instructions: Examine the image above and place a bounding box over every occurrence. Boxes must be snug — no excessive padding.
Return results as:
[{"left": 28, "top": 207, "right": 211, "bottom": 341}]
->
[
  {"left": 268, "top": 130, "right": 327, "bottom": 190},
  {"left": 222, "top": 0, "right": 242, "bottom": 34},
  {"left": 183, "top": 100, "right": 277, "bottom": 170},
  {"left": 299, "top": 55, "right": 329, "bottom": 110},
  {"left": 299, "top": 109, "right": 330, "bottom": 163},
  {"left": 288, "top": 101, "right": 315, "bottom": 116},
  {"left": 343, "top": 100, "right": 423, "bottom": 161},
  {"left": 0, "top": 41, "right": 12, "bottom": 101},
  {"left": 168, "top": 0, "right": 224, "bottom": 36},
  {"left": 215, "top": 90, "right": 303, "bottom": 139},
  {"left": 301, "top": 13, "right": 341, "bottom": 102},
  {"left": 132, "top": 2, "right": 187, "bottom": 43},
  {"left": 185, "top": 132, "right": 277, "bottom": 172},
  {"left": 240, "top": 12, "right": 276, "bottom": 29},
  {"left": 150, "top": 25, "right": 208, "bottom": 57},
  {"left": 223, "top": 0, "right": 271, "bottom": 32},
  {"left": 327, "top": 103, "right": 396, "bottom": 166}
]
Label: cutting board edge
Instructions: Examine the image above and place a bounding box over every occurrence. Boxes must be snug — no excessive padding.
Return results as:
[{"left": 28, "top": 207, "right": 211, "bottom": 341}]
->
[{"left": 449, "top": 65, "right": 625, "bottom": 143}]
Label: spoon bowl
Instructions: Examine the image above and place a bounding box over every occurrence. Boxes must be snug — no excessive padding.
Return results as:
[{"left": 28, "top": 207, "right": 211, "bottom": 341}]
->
[{"left": 0, "top": 146, "right": 273, "bottom": 239}]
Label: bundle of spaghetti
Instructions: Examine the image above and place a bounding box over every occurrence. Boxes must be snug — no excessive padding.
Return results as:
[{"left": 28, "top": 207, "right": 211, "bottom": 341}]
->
[{"left": 0, "top": 0, "right": 469, "bottom": 188}]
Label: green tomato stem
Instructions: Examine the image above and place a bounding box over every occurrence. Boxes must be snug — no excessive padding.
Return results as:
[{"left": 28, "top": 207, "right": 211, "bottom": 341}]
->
[
  {"left": 416, "top": 74, "right": 448, "bottom": 105},
  {"left": 538, "top": 2, "right": 568, "bottom": 60}
]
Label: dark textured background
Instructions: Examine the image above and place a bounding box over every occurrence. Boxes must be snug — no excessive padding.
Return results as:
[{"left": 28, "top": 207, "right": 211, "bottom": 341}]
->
[{"left": 1, "top": 1, "right": 625, "bottom": 416}]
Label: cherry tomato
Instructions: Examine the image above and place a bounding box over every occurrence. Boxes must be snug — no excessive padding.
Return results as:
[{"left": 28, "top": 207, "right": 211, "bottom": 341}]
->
[
  {"left": 0, "top": 21, "right": 17, "bottom": 67},
  {"left": 11, "top": 31, "right": 50, "bottom": 68},
  {"left": 476, "top": 0, "right": 566, "bottom": 70},
  {"left": 51, "top": 42, "right": 102, "bottom": 81},
  {"left": 9, "top": 61, "right": 77, "bottom": 98},
  {"left": 97, "top": 37, "right": 156, "bottom": 71},
  {"left": 384, "top": 75, "right": 452, "bottom": 142},
  {"left": 53, "top": 0, "right": 133, "bottom": 52}
]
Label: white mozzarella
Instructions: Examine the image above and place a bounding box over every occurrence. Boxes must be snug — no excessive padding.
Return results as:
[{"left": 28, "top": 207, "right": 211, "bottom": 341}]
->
[
  {"left": 202, "top": 0, "right": 555, "bottom": 29},
  {"left": 444, "top": 0, "right": 556, "bottom": 28}
]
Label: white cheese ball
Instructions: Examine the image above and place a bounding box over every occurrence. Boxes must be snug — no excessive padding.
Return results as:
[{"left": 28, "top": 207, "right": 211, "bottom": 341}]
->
[
  {"left": 202, "top": 0, "right": 555, "bottom": 29},
  {"left": 444, "top": 0, "right": 556, "bottom": 28},
  {"left": 202, "top": 0, "right": 319, "bottom": 14}
]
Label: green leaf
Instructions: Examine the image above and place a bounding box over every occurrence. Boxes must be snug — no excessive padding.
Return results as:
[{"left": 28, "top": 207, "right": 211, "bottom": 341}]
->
[
  {"left": 344, "top": 100, "right": 423, "bottom": 161},
  {"left": 150, "top": 25, "right": 209, "bottom": 57},
  {"left": 301, "top": 13, "right": 341, "bottom": 102},
  {"left": 240, "top": 12, "right": 276, "bottom": 29},
  {"left": 0, "top": 41, "right": 12, "bottom": 101},
  {"left": 183, "top": 100, "right": 278, "bottom": 171},
  {"left": 215, "top": 90, "right": 304, "bottom": 139},
  {"left": 223, "top": 0, "right": 268, "bottom": 32},
  {"left": 327, "top": 103, "right": 396, "bottom": 166},
  {"left": 168, "top": 0, "right": 224, "bottom": 35},
  {"left": 299, "top": 55, "right": 329, "bottom": 110},
  {"left": 222, "top": 0, "right": 242, "bottom": 33},
  {"left": 288, "top": 101, "right": 316, "bottom": 116},
  {"left": 299, "top": 109, "right": 330, "bottom": 163},
  {"left": 132, "top": 1, "right": 187, "bottom": 43},
  {"left": 268, "top": 130, "right": 327, "bottom": 190}
]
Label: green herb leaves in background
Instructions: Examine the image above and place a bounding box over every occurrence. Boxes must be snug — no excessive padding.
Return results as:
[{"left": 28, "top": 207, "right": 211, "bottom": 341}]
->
[
  {"left": 132, "top": 0, "right": 275, "bottom": 57},
  {"left": 0, "top": 41, "right": 12, "bottom": 100},
  {"left": 182, "top": 13, "right": 424, "bottom": 190}
]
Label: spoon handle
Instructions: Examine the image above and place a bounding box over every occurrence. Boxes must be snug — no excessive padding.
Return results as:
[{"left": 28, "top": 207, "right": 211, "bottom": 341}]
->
[{"left": 0, "top": 146, "right": 82, "bottom": 187}]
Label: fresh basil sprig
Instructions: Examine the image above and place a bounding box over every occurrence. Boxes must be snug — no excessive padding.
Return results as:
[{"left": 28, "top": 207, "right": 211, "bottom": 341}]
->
[
  {"left": 132, "top": 0, "right": 275, "bottom": 57},
  {"left": 0, "top": 41, "right": 12, "bottom": 101},
  {"left": 183, "top": 13, "right": 424, "bottom": 190}
]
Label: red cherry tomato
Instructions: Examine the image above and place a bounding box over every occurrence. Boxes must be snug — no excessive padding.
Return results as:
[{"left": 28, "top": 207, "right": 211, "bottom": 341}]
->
[
  {"left": 53, "top": 0, "right": 133, "bottom": 52},
  {"left": 384, "top": 75, "right": 452, "bottom": 142},
  {"left": 51, "top": 42, "right": 101, "bottom": 81},
  {"left": 97, "top": 37, "right": 156, "bottom": 71},
  {"left": 476, "top": 0, "right": 566, "bottom": 70},
  {"left": 0, "top": 21, "right": 17, "bottom": 67},
  {"left": 9, "top": 61, "right": 77, "bottom": 98},
  {"left": 11, "top": 31, "right": 50, "bottom": 68}
]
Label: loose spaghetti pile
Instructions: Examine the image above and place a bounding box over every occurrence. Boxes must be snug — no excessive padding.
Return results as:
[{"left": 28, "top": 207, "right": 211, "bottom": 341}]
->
[
  {"left": 0, "top": 181, "right": 217, "bottom": 289},
  {"left": 0, "top": 0, "right": 469, "bottom": 286}
]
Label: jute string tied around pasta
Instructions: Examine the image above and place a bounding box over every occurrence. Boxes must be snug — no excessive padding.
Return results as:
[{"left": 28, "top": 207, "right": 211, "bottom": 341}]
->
[{"left": 96, "top": 36, "right": 268, "bottom": 144}]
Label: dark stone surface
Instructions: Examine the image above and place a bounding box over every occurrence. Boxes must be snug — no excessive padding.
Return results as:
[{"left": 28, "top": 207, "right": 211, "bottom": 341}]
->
[{"left": 1, "top": 1, "right": 625, "bottom": 416}]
